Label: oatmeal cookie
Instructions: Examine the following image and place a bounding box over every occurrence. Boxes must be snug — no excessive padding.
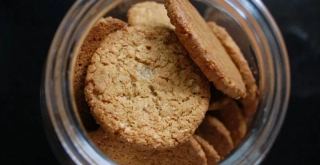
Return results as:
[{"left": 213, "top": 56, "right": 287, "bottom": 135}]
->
[
  {"left": 90, "top": 128, "right": 207, "bottom": 165},
  {"left": 127, "top": 1, "right": 174, "bottom": 29},
  {"left": 165, "top": 0, "right": 246, "bottom": 99},
  {"left": 73, "top": 17, "right": 126, "bottom": 130},
  {"left": 196, "top": 116, "right": 234, "bottom": 158},
  {"left": 207, "top": 22, "right": 259, "bottom": 116},
  {"left": 85, "top": 26, "right": 210, "bottom": 149}
]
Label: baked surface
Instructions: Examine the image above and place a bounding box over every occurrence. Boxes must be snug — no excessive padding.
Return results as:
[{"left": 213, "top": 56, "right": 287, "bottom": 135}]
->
[
  {"left": 165, "top": 0, "right": 246, "bottom": 99},
  {"left": 208, "top": 22, "right": 259, "bottom": 116},
  {"left": 90, "top": 128, "right": 208, "bottom": 165},
  {"left": 194, "top": 134, "right": 220, "bottom": 165},
  {"left": 127, "top": 1, "right": 174, "bottom": 29},
  {"left": 211, "top": 98, "right": 247, "bottom": 146},
  {"left": 85, "top": 26, "right": 210, "bottom": 149},
  {"left": 196, "top": 116, "right": 234, "bottom": 158},
  {"left": 73, "top": 17, "right": 127, "bottom": 130}
]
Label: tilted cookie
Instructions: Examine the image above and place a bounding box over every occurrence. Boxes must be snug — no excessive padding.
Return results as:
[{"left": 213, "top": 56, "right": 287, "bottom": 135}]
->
[
  {"left": 165, "top": 0, "right": 246, "bottom": 99},
  {"left": 193, "top": 134, "right": 220, "bottom": 165},
  {"left": 211, "top": 98, "right": 247, "bottom": 146},
  {"left": 90, "top": 128, "right": 207, "bottom": 165},
  {"left": 127, "top": 1, "right": 174, "bottom": 29},
  {"left": 196, "top": 116, "right": 234, "bottom": 158},
  {"left": 73, "top": 17, "right": 126, "bottom": 130},
  {"left": 207, "top": 22, "right": 259, "bottom": 116},
  {"left": 85, "top": 26, "right": 210, "bottom": 149}
]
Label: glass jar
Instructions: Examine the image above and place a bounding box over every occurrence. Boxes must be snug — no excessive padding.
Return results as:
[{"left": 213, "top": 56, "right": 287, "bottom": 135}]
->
[{"left": 40, "top": 0, "right": 290, "bottom": 164}]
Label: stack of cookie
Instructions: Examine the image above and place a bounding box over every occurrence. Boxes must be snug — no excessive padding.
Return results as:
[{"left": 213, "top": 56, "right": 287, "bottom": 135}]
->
[{"left": 73, "top": 1, "right": 259, "bottom": 164}]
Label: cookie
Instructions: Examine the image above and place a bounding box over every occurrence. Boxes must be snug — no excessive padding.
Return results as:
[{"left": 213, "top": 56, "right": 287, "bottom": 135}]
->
[
  {"left": 196, "top": 116, "right": 234, "bottom": 158},
  {"left": 127, "top": 1, "right": 174, "bottom": 29},
  {"left": 165, "top": 0, "right": 246, "bottom": 99},
  {"left": 207, "top": 22, "right": 259, "bottom": 116},
  {"left": 211, "top": 98, "right": 247, "bottom": 146},
  {"left": 90, "top": 128, "right": 207, "bottom": 165},
  {"left": 73, "top": 17, "right": 127, "bottom": 130},
  {"left": 85, "top": 26, "right": 210, "bottom": 149},
  {"left": 193, "top": 134, "right": 220, "bottom": 165}
]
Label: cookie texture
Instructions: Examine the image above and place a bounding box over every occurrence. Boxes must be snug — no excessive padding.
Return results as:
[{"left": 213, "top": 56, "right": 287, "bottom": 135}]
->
[
  {"left": 196, "top": 116, "right": 234, "bottom": 158},
  {"left": 193, "top": 134, "right": 220, "bottom": 165},
  {"left": 207, "top": 22, "right": 259, "bottom": 116},
  {"left": 91, "top": 128, "right": 207, "bottom": 165},
  {"left": 212, "top": 98, "right": 247, "bottom": 146},
  {"left": 127, "top": 1, "right": 174, "bottom": 29},
  {"left": 73, "top": 17, "right": 126, "bottom": 130},
  {"left": 85, "top": 26, "right": 210, "bottom": 149},
  {"left": 165, "top": 0, "right": 246, "bottom": 99}
]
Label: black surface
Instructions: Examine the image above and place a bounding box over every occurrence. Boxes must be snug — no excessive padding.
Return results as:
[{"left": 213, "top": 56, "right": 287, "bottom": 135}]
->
[{"left": 0, "top": 0, "right": 319, "bottom": 164}]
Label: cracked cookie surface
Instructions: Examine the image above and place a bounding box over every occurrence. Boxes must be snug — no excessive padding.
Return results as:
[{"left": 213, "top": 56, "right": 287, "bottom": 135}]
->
[{"left": 85, "top": 26, "right": 210, "bottom": 149}]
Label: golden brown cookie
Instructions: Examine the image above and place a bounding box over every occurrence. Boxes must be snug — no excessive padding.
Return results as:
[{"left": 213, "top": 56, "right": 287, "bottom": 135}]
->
[
  {"left": 193, "top": 134, "right": 220, "bottom": 165},
  {"left": 73, "top": 17, "right": 126, "bottom": 130},
  {"left": 90, "top": 128, "right": 207, "bottom": 165},
  {"left": 127, "top": 1, "right": 174, "bottom": 29},
  {"left": 207, "top": 22, "right": 259, "bottom": 116},
  {"left": 165, "top": 0, "right": 246, "bottom": 99},
  {"left": 196, "top": 116, "right": 234, "bottom": 158},
  {"left": 211, "top": 98, "right": 247, "bottom": 146},
  {"left": 85, "top": 26, "right": 210, "bottom": 149}
]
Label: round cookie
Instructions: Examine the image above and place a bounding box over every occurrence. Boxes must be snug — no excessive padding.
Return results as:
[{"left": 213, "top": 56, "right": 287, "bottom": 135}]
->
[
  {"left": 196, "top": 116, "right": 234, "bottom": 158},
  {"left": 85, "top": 26, "right": 210, "bottom": 149},
  {"left": 90, "top": 128, "right": 207, "bottom": 165},
  {"left": 193, "top": 134, "right": 220, "bottom": 165},
  {"left": 165, "top": 0, "right": 246, "bottom": 99},
  {"left": 211, "top": 98, "right": 247, "bottom": 146},
  {"left": 207, "top": 22, "right": 259, "bottom": 116},
  {"left": 127, "top": 1, "right": 174, "bottom": 29},
  {"left": 73, "top": 17, "right": 126, "bottom": 130}
]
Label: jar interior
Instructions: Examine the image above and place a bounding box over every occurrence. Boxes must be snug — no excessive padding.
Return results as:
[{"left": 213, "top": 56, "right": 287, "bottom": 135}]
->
[
  {"left": 42, "top": 0, "right": 290, "bottom": 163},
  {"left": 72, "top": 0, "right": 262, "bottom": 163}
]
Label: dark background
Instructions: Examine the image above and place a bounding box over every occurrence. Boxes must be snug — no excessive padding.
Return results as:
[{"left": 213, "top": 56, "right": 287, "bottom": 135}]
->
[{"left": 0, "top": 0, "right": 319, "bottom": 164}]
